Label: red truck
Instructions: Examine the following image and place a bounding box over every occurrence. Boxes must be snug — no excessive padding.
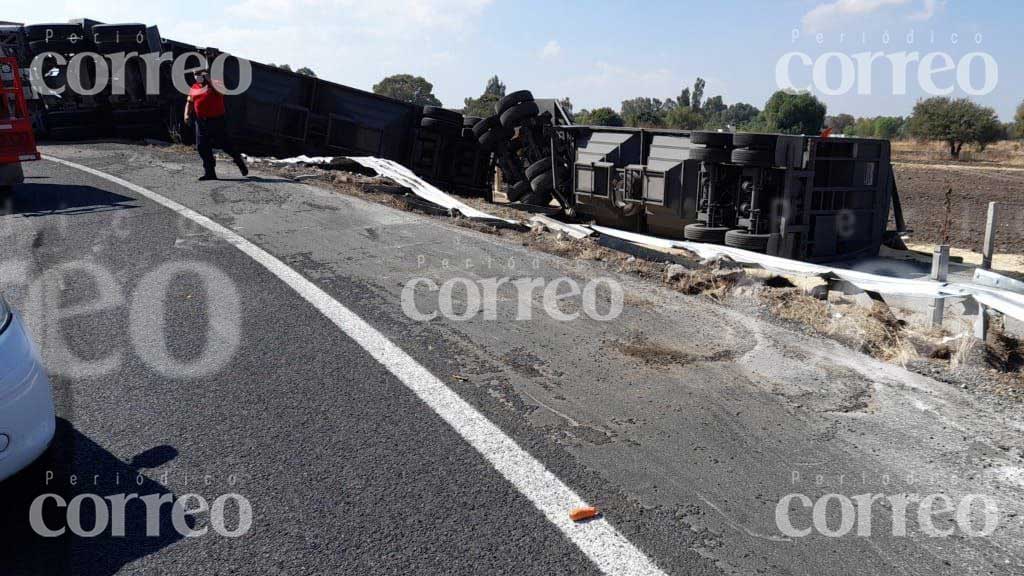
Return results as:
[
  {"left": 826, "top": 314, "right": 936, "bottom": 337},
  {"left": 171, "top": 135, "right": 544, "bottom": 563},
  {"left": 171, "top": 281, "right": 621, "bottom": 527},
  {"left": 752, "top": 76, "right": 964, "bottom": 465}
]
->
[{"left": 0, "top": 57, "right": 39, "bottom": 201}]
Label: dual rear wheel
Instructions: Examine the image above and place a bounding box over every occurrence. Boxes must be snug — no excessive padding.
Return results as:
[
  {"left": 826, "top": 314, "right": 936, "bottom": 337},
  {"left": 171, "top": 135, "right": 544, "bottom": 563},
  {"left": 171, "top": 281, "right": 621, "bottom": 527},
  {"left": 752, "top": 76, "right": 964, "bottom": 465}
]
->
[{"left": 683, "top": 224, "right": 771, "bottom": 253}]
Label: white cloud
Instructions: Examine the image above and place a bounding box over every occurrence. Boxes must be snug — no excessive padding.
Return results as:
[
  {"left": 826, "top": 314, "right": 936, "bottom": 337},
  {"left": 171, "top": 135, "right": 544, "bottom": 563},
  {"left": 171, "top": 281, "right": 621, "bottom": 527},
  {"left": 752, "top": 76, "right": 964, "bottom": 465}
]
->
[
  {"left": 802, "top": 0, "right": 908, "bottom": 32},
  {"left": 539, "top": 40, "right": 561, "bottom": 60},
  {"left": 909, "top": 0, "right": 943, "bottom": 21},
  {"left": 800, "top": 0, "right": 942, "bottom": 32}
]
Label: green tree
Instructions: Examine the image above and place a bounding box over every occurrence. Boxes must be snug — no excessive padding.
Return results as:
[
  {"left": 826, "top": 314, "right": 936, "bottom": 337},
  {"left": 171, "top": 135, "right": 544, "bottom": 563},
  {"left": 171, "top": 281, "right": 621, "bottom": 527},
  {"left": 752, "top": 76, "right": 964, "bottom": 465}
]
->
[
  {"left": 575, "top": 107, "right": 624, "bottom": 127},
  {"left": 296, "top": 67, "right": 317, "bottom": 77},
  {"left": 484, "top": 75, "right": 506, "bottom": 98},
  {"left": 691, "top": 77, "right": 706, "bottom": 111},
  {"left": 701, "top": 95, "right": 726, "bottom": 126},
  {"left": 462, "top": 75, "right": 507, "bottom": 117},
  {"left": 976, "top": 118, "right": 1006, "bottom": 151},
  {"left": 721, "top": 102, "right": 760, "bottom": 128},
  {"left": 1014, "top": 101, "right": 1024, "bottom": 139},
  {"left": 372, "top": 74, "right": 442, "bottom": 107},
  {"left": 908, "top": 97, "right": 1002, "bottom": 159},
  {"left": 762, "top": 90, "right": 826, "bottom": 135},
  {"left": 826, "top": 113, "right": 855, "bottom": 134},
  {"left": 873, "top": 116, "right": 904, "bottom": 140},
  {"left": 620, "top": 97, "right": 666, "bottom": 127},
  {"left": 850, "top": 117, "right": 876, "bottom": 137},
  {"left": 702, "top": 95, "right": 726, "bottom": 116},
  {"left": 665, "top": 106, "right": 703, "bottom": 129},
  {"left": 677, "top": 87, "right": 691, "bottom": 109}
]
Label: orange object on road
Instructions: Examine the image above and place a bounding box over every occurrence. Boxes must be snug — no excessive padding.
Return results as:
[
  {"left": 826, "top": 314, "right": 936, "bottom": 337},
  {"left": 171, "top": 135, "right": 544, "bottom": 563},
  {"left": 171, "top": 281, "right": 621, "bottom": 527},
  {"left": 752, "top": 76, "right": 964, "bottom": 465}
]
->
[
  {"left": 569, "top": 506, "right": 600, "bottom": 522},
  {"left": 0, "top": 57, "right": 39, "bottom": 165}
]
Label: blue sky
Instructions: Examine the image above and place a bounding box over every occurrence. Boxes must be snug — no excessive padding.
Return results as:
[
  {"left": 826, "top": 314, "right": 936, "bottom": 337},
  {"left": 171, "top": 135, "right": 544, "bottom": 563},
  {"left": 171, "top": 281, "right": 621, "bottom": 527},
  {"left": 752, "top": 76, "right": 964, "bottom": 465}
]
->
[{"left": 3, "top": 0, "right": 1020, "bottom": 119}]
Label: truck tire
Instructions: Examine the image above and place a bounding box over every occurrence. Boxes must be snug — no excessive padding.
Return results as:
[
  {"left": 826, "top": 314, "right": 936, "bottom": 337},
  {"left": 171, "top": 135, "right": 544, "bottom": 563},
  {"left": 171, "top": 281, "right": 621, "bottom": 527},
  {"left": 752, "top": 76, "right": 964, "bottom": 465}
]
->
[
  {"left": 496, "top": 90, "right": 534, "bottom": 115},
  {"left": 724, "top": 229, "right": 771, "bottom": 252},
  {"left": 683, "top": 223, "right": 730, "bottom": 243},
  {"left": 420, "top": 117, "right": 461, "bottom": 135},
  {"left": 690, "top": 131, "right": 733, "bottom": 148},
  {"left": 732, "top": 132, "right": 777, "bottom": 148},
  {"left": 689, "top": 147, "right": 731, "bottom": 163},
  {"left": 499, "top": 100, "right": 539, "bottom": 128},
  {"left": 730, "top": 148, "right": 771, "bottom": 166},
  {"left": 525, "top": 158, "right": 552, "bottom": 180},
  {"left": 519, "top": 189, "right": 553, "bottom": 207},
  {"left": 529, "top": 170, "right": 554, "bottom": 193},
  {"left": 472, "top": 115, "right": 501, "bottom": 139},
  {"left": 477, "top": 127, "right": 509, "bottom": 151},
  {"left": 463, "top": 116, "right": 483, "bottom": 128},
  {"left": 422, "top": 106, "right": 463, "bottom": 125},
  {"left": 507, "top": 180, "right": 531, "bottom": 202}
]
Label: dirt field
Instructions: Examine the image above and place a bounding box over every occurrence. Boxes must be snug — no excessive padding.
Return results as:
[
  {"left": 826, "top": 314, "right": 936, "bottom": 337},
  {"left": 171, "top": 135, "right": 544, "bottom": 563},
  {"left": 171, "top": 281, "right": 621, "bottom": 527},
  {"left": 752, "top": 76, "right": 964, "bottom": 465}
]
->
[
  {"left": 891, "top": 140, "right": 1024, "bottom": 253},
  {"left": 891, "top": 140, "right": 1024, "bottom": 167}
]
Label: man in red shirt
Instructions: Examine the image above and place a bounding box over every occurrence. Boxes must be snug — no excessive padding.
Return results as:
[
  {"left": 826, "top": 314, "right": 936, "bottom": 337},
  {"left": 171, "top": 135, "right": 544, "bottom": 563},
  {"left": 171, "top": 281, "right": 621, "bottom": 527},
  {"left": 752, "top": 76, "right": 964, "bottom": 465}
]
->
[{"left": 184, "top": 69, "right": 248, "bottom": 181}]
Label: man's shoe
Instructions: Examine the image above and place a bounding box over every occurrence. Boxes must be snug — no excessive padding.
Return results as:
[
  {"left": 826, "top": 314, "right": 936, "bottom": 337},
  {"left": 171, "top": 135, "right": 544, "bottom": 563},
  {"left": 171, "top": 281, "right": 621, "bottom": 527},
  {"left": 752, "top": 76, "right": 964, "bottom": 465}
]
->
[{"left": 198, "top": 173, "right": 218, "bottom": 181}]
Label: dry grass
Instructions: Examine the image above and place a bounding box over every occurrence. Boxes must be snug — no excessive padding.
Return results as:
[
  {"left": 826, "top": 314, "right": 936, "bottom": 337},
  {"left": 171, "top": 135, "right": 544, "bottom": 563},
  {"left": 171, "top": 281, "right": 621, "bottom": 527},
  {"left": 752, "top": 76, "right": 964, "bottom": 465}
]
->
[
  {"left": 669, "top": 267, "right": 748, "bottom": 299},
  {"left": 891, "top": 140, "right": 1024, "bottom": 167},
  {"left": 985, "top": 322, "right": 1024, "bottom": 373},
  {"left": 762, "top": 286, "right": 1024, "bottom": 390},
  {"left": 762, "top": 287, "right": 940, "bottom": 364}
]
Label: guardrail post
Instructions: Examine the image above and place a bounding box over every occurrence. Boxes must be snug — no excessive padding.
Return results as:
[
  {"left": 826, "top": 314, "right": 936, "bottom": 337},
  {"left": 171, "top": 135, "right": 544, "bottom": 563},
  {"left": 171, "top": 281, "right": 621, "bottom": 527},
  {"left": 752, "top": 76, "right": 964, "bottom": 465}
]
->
[
  {"left": 975, "top": 305, "right": 990, "bottom": 341},
  {"left": 982, "top": 202, "right": 997, "bottom": 270},
  {"left": 930, "top": 244, "right": 949, "bottom": 327}
]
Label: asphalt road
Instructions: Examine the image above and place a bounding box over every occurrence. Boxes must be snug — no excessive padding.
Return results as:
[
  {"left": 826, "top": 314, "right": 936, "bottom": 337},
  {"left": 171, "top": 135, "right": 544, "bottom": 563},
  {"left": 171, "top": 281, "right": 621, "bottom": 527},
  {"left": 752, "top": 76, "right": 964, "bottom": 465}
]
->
[{"left": 1, "top": 142, "right": 1023, "bottom": 575}]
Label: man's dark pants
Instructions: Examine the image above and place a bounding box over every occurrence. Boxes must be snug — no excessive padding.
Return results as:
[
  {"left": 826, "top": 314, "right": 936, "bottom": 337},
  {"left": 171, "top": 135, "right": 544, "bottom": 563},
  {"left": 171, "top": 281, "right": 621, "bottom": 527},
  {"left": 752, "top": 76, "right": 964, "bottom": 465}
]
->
[{"left": 195, "top": 116, "right": 244, "bottom": 176}]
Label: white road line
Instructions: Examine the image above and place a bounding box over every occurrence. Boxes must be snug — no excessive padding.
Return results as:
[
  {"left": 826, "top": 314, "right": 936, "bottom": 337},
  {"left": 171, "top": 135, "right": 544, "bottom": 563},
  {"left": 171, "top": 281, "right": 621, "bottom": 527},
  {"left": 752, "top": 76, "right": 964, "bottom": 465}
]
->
[{"left": 43, "top": 155, "right": 669, "bottom": 576}]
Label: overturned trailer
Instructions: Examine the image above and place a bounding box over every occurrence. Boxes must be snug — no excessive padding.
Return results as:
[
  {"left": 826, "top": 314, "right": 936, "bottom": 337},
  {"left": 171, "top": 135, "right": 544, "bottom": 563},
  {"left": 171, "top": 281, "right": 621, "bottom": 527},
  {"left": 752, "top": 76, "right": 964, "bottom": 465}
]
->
[
  {"left": 0, "top": 19, "right": 493, "bottom": 197},
  {"left": 556, "top": 128, "right": 896, "bottom": 261},
  {"left": 2, "top": 18, "right": 904, "bottom": 263},
  {"left": 467, "top": 91, "right": 901, "bottom": 262}
]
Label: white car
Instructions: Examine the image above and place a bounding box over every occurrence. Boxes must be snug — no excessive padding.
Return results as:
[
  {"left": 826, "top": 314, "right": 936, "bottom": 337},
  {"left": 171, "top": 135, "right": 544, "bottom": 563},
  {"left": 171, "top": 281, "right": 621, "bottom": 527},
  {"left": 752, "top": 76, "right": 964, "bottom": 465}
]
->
[{"left": 0, "top": 294, "right": 55, "bottom": 483}]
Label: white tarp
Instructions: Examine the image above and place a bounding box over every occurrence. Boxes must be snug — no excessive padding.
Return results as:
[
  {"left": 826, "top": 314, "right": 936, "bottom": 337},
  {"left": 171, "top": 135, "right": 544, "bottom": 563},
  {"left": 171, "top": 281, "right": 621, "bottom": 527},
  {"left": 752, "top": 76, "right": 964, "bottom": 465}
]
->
[
  {"left": 589, "top": 225, "right": 1024, "bottom": 322},
  {"left": 246, "top": 154, "right": 335, "bottom": 165},
  {"left": 530, "top": 215, "right": 593, "bottom": 239},
  {"left": 348, "top": 157, "right": 519, "bottom": 225},
  {"left": 249, "top": 154, "right": 519, "bottom": 224}
]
